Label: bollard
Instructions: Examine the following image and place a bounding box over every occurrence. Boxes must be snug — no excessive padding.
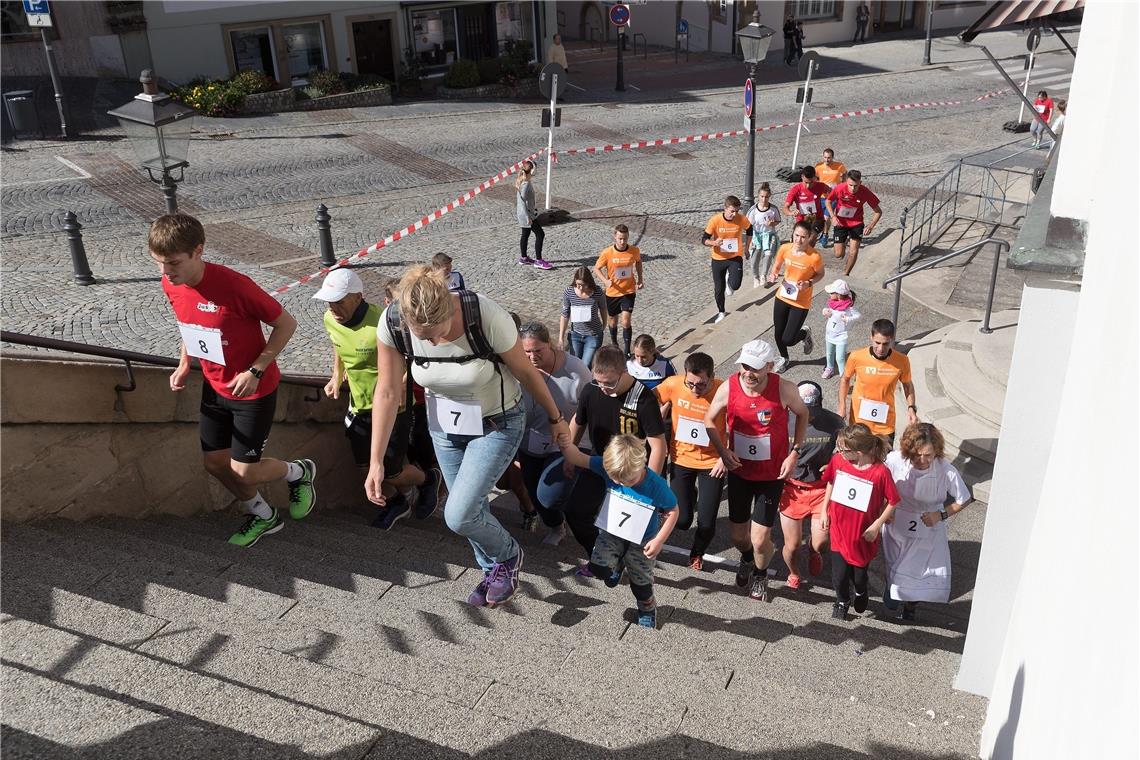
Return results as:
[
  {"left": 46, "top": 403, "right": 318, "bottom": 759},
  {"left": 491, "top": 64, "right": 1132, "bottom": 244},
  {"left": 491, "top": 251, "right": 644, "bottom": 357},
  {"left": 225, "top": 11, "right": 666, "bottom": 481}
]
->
[
  {"left": 316, "top": 204, "right": 336, "bottom": 267},
  {"left": 63, "top": 211, "right": 95, "bottom": 285}
]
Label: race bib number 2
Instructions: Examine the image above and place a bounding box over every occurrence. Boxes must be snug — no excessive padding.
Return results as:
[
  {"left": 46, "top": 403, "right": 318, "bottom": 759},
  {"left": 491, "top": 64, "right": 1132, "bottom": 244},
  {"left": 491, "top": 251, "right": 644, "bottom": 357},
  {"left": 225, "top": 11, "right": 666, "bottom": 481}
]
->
[
  {"left": 178, "top": 323, "right": 225, "bottom": 366},
  {"left": 595, "top": 490, "right": 655, "bottom": 543},
  {"left": 426, "top": 393, "right": 483, "bottom": 436}
]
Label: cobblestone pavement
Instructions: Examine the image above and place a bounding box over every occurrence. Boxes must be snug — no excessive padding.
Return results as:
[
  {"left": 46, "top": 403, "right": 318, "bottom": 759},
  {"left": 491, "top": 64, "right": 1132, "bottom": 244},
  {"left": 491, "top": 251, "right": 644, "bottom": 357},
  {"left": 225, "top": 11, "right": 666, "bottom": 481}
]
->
[{"left": 0, "top": 28, "right": 1075, "bottom": 377}]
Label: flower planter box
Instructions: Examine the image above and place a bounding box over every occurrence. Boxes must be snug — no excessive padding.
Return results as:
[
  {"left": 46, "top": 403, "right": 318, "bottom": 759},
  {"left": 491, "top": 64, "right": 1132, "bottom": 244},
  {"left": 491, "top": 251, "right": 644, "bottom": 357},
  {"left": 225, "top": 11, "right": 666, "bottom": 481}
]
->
[
  {"left": 239, "top": 85, "right": 392, "bottom": 115},
  {"left": 240, "top": 88, "right": 295, "bottom": 114},
  {"left": 436, "top": 78, "right": 540, "bottom": 100}
]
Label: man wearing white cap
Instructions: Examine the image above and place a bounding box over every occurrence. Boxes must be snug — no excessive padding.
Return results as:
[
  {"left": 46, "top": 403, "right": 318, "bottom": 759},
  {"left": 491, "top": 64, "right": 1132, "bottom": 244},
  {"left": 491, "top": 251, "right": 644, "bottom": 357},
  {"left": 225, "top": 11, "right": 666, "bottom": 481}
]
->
[
  {"left": 703, "top": 339, "right": 809, "bottom": 601},
  {"left": 314, "top": 268, "right": 438, "bottom": 529}
]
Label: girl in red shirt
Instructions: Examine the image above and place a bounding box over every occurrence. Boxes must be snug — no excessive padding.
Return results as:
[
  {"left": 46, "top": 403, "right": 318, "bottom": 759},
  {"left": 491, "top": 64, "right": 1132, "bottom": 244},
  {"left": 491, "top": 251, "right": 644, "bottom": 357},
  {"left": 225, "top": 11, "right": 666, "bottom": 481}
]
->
[
  {"left": 1031, "top": 90, "right": 1054, "bottom": 149},
  {"left": 821, "top": 423, "right": 900, "bottom": 620}
]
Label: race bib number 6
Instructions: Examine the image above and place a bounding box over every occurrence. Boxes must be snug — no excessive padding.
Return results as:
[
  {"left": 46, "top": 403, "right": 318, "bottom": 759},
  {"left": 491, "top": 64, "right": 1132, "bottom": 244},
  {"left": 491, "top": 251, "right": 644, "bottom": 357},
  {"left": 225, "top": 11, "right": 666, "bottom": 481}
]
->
[
  {"left": 676, "top": 416, "right": 709, "bottom": 446},
  {"left": 595, "top": 490, "right": 655, "bottom": 543},
  {"left": 719, "top": 238, "right": 738, "bottom": 253},
  {"left": 426, "top": 393, "right": 484, "bottom": 436},
  {"left": 612, "top": 265, "right": 633, "bottom": 280},
  {"left": 857, "top": 399, "right": 890, "bottom": 423},
  {"left": 832, "top": 470, "right": 873, "bottom": 512},
  {"left": 178, "top": 323, "right": 225, "bottom": 366}
]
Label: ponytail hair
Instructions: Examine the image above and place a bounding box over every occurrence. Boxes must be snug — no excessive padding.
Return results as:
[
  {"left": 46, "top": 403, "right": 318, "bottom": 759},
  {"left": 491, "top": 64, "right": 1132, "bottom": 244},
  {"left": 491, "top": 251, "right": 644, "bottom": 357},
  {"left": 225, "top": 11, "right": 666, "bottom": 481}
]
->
[
  {"left": 515, "top": 160, "right": 535, "bottom": 190},
  {"left": 396, "top": 264, "right": 454, "bottom": 329},
  {"left": 838, "top": 423, "right": 889, "bottom": 463}
]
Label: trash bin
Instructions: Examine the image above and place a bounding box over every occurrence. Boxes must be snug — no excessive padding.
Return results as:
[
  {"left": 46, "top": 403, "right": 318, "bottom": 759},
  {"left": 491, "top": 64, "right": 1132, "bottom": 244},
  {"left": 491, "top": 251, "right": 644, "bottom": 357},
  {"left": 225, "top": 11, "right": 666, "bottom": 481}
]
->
[{"left": 3, "top": 91, "right": 40, "bottom": 138}]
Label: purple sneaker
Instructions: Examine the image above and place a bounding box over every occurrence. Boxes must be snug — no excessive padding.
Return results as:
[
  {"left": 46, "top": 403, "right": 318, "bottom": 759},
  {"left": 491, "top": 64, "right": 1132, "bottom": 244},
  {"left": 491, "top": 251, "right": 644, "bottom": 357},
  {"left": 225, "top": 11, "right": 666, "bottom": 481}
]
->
[
  {"left": 573, "top": 564, "right": 595, "bottom": 579},
  {"left": 485, "top": 547, "right": 523, "bottom": 606},
  {"left": 532, "top": 258, "right": 553, "bottom": 270},
  {"left": 517, "top": 256, "right": 535, "bottom": 266},
  {"left": 466, "top": 572, "right": 490, "bottom": 606}
]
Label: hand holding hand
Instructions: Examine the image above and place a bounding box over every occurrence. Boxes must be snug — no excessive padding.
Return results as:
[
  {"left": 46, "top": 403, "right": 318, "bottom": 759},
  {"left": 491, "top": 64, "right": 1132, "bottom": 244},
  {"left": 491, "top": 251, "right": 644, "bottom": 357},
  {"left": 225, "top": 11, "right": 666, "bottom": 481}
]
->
[
  {"left": 722, "top": 450, "right": 743, "bottom": 471},
  {"left": 709, "top": 458, "right": 727, "bottom": 478}
]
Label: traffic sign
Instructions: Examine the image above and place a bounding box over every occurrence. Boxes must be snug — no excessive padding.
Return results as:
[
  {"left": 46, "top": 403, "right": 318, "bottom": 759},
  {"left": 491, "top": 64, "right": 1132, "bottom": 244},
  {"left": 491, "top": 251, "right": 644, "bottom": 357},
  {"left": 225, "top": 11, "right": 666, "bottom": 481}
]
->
[
  {"left": 798, "top": 50, "right": 819, "bottom": 80},
  {"left": 538, "top": 62, "right": 567, "bottom": 99},
  {"left": 23, "top": 0, "right": 51, "bottom": 27},
  {"left": 677, "top": 18, "right": 689, "bottom": 35},
  {"left": 609, "top": 4, "right": 630, "bottom": 27},
  {"left": 744, "top": 78, "right": 753, "bottom": 119},
  {"left": 1026, "top": 28, "right": 1041, "bottom": 52}
]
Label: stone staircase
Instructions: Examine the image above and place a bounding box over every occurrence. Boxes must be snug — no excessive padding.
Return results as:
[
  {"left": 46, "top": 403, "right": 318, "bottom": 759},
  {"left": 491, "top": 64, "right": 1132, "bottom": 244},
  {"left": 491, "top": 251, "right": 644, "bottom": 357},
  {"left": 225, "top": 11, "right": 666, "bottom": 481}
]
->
[{"left": 2, "top": 491, "right": 987, "bottom": 758}]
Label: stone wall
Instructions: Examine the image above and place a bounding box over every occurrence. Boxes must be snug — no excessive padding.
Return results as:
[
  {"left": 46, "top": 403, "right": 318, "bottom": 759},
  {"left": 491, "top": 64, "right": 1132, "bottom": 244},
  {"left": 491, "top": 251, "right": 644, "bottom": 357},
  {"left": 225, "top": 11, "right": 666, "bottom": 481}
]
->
[
  {"left": 0, "top": 356, "right": 362, "bottom": 523},
  {"left": 240, "top": 86, "right": 392, "bottom": 115},
  {"left": 436, "top": 79, "right": 540, "bottom": 100}
]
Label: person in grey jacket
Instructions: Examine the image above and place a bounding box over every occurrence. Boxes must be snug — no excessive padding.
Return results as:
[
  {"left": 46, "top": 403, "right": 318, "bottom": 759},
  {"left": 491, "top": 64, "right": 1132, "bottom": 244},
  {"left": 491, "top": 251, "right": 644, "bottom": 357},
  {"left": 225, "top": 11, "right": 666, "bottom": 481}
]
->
[{"left": 516, "top": 160, "right": 551, "bottom": 270}]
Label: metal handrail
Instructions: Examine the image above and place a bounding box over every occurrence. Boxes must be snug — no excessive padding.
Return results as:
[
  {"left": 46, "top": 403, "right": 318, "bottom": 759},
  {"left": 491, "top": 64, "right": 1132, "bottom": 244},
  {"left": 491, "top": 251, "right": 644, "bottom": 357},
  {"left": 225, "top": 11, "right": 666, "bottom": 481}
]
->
[
  {"left": 883, "top": 237, "right": 1011, "bottom": 335},
  {"left": 1, "top": 331, "right": 327, "bottom": 395}
]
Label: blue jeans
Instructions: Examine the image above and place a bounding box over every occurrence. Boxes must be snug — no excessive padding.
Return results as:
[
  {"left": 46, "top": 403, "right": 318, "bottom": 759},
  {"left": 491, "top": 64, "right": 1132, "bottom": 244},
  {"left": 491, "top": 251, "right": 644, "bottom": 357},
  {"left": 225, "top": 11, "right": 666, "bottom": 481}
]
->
[
  {"left": 516, "top": 450, "right": 565, "bottom": 529},
  {"left": 826, "top": 338, "right": 849, "bottom": 373},
  {"left": 568, "top": 331, "right": 602, "bottom": 369},
  {"left": 430, "top": 403, "right": 525, "bottom": 570},
  {"left": 537, "top": 454, "right": 607, "bottom": 554}
]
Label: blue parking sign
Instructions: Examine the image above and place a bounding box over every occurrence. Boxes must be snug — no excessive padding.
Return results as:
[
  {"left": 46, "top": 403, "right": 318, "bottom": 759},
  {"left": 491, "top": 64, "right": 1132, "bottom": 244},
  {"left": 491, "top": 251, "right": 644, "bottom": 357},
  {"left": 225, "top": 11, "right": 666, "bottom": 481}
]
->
[{"left": 23, "top": 0, "right": 49, "bottom": 13}]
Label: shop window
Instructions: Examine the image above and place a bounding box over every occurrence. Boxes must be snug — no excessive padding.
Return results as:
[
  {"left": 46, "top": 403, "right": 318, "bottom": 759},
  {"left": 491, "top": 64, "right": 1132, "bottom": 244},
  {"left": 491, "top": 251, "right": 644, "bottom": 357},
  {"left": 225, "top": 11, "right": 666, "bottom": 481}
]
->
[
  {"left": 230, "top": 27, "right": 277, "bottom": 81},
  {"left": 282, "top": 21, "right": 328, "bottom": 85},
  {"left": 495, "top": 1, "right": 534, "bottom": 51},
  {"left": 791, "top": 0, "right": 838, "bottom": 21},
  {"left": 411, "top": 8, "right": 458, "bottom": 71}
]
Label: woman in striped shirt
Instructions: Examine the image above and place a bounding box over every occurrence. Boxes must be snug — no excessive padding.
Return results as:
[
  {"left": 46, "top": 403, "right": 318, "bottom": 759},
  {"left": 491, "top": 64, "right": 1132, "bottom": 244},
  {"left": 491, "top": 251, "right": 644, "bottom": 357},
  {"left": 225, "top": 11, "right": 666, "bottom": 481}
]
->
[{"left": 558, "top": 266, "right": 607, "bottom": 369}]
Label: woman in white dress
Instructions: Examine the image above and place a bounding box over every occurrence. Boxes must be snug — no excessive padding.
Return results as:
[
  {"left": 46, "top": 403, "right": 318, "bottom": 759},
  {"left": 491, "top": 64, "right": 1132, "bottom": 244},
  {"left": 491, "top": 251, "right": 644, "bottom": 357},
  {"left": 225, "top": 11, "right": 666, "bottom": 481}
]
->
[{"left": 882, "top": 423, "right": 972, "bottom": 621}]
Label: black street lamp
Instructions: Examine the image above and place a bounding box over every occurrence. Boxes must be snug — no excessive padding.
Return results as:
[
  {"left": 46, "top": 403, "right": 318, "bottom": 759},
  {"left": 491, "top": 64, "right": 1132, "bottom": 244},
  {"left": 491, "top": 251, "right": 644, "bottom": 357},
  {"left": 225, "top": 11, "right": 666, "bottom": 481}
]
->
[
  {"left": 735, "top": 10, "right": 776, "bottom": 210},
  {"left": 108, "top": 70, "right": 196, "bottom": 215}
]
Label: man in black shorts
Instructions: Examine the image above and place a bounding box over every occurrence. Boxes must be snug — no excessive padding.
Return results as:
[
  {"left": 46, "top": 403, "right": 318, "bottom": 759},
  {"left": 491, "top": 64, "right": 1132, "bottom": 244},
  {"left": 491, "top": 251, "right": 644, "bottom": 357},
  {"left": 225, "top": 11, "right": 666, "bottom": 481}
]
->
[
  {"left": 825, "top": 169, "right": 882, "bottom": 276},
  {"left": 593, "top": 225, "right": 644, "bottom": 356}
]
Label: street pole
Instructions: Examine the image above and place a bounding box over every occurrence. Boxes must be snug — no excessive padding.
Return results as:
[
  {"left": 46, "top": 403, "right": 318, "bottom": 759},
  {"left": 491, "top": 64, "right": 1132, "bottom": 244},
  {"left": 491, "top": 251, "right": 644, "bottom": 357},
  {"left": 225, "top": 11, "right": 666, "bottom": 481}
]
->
[
  {"left": 544, "top": 74, "right": 557, "bottom": 211},
  {"left": 40, "top": 28, "right": 67, "bottom": 137},
  {"left": 1017, "top": 50, "right": 1035, "bottom": 123},
  {"left": 159, "top": 169, "right": 179, "bottom": 214},
  {"left": 616, "top": 27, "right": 626, "bottom": 92},
  {"left": 922, "top": 0, "right": 935, "bottom": 66},
  {"left": 743, "top": 65, "right": 758, "bottom": 210},
  {"left": 789, "top": 60, "right": 814, "bottom": 173}
]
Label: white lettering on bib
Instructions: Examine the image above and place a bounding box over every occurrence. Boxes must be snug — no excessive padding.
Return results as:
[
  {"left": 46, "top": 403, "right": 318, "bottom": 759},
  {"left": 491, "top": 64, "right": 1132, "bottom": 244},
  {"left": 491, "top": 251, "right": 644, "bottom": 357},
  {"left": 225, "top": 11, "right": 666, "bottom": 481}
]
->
[
  {"left": 179, "top": 323, "right": 226, "bottom": 366},
  {"left": 719, "top": 238, "right": 739, "bottom": 253},
  {"left": 613, "top": 265, "right": 633, "bottom": 280},
  {"left": 595, "top": 490, "right": 655, "bottom": 543},
  {"left": 570, "top": 304, "right": 593, "bottom": 323},
  {"left": 676, "top": 416, "right": 710, "bottom": 446},
  {"left": 798, "top": 201, "right": 816, "bottom": 215},
  {"left": 857, "top": 399, "right": 890, "bottom": 423},
  {"left": 838, "top": 205, "right": 857, "bottom": 219},
  {"left": 832, "top": 470, "right": 873, "bottom": 512},
  {"left": 734, "top": 431, "right": 771, "bottom": 461},
  {"left": 426, "top": 393, "right": 483, "bottom": 436}
]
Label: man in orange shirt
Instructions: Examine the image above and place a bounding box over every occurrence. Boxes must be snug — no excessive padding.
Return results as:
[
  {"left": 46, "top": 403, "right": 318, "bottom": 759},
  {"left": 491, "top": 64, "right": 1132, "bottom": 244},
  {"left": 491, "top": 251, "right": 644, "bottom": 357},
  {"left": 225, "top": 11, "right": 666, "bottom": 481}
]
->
[
  {"left": 766, "top": 220, "right": 826, "bottom": 373},
  {"left": 593, "top": 223, "right": 644, "bottom": 357},
  {"left": 837, "top": 318, "right": 918, "bottom": 446},
  {"left": 814, "top": 148, "right": 847, "bottom": 247},
  {"left": 702, "top": 195, "right": 753, "bottom": 324},
  {"left": 655, "top": 352, "right": 726, "bottom": 570}
]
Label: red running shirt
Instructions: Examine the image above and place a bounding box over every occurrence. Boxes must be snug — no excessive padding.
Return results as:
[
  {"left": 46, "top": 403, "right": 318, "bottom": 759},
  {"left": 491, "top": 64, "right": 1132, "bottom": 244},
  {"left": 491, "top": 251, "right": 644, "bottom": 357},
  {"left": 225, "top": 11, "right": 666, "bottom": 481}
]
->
[
  {"left": 827, "top": 183, "right": 881, "bottom": 227},
  {"left": 822, "top": 454, "right": 900, "bottom": 567},
  {"left": 162, "top": 262, "right": 283, "bottom": 399},
  {"left": 726, "top": 372, "right": 789, "bottom": 481},
  {"left": 785, "top": 181, "right": 832, "bottom": 222}
]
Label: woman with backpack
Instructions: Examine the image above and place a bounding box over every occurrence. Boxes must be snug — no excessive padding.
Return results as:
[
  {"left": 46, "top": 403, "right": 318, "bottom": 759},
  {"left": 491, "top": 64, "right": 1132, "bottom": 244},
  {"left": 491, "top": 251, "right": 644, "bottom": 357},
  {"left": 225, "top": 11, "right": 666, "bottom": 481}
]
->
[{"left": 366, "top": 265, "right": 570, "bottom": 607}]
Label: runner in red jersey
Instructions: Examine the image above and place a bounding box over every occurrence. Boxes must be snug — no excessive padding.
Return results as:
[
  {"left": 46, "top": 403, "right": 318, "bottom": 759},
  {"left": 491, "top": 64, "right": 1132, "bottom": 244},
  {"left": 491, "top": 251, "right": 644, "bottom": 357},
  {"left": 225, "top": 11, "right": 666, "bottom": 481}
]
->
[
  {"left": 149, "top": 214, "right": 316, "bottom": 548},
  {"left": 705, "top": 340, "right": 808, "bottom": 601}
]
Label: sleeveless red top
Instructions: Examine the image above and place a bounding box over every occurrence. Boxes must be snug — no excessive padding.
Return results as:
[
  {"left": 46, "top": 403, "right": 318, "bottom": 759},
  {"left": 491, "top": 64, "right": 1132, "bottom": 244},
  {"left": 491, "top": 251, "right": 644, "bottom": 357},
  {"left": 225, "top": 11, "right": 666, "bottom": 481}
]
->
[{"left": 727, "top": 372, "right": 790, "bottom": 481}]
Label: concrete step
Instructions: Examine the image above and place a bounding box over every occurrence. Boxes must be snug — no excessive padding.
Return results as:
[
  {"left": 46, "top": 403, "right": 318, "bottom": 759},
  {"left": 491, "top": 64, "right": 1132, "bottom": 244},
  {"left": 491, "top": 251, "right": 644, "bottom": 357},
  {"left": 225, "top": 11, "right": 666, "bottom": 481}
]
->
[{"left": 937, "top": 312, "right": 1017, "bottom": 429}]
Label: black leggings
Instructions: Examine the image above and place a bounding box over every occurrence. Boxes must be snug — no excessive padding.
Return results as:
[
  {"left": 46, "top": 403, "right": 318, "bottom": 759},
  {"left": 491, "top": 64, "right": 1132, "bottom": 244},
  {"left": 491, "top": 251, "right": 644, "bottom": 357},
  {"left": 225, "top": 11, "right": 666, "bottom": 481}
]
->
[
  {"left": 831, "top": 551, "right": 869, "bottom": 605},
  {"left": 520, "top": 223, "right": 545, "bottom": 259},
  {"left": 711, "top": 258, "right": 743, "bottom": 313},
  {"left": 773, "top": 298, "right": 809, "bottom": 359},
  {"left": 671, "top": 463, "right": 725, "bottom": 558}
]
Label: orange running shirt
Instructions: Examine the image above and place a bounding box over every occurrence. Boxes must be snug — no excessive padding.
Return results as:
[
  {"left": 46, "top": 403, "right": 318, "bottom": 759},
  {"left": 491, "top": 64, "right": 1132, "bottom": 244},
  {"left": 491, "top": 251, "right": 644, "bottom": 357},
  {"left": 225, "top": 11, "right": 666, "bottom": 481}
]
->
[
  {"left": 655, "top": 375, "right": 725, "bottom": 469},
  {"left": 842, "top": 347, "right": 913, "bottom": 435},
  {"left": 815, "top": 161, "right": 847, "bottom": 188},
  {"left": 704, "top": 212, "right": 752, "bottom": 261},
  {"left": 772, "top": 243, "right": 825, "bottom": 310},
  {"left": 595, "top": 245, "right": 641, "bottom": 297}
]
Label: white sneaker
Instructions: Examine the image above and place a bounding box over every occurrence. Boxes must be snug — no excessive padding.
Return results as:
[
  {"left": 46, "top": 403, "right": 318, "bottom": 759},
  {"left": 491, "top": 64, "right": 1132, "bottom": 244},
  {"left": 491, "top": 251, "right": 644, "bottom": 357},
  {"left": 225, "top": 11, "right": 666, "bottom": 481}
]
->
[
  {"left": 714, "top": 312, "right": 727, "bottom": 324},
  {"left": 773, "top": 357, "right": 787, "bottom": 373},
  {"left": 753, "top": 277, "right": 762, "bottom": 289},
  {"left": 725, "top": 284, "right": 735, "bottom": 296},
  {"left": 542, "top": 523, "right": 567, "bottom": 546}
]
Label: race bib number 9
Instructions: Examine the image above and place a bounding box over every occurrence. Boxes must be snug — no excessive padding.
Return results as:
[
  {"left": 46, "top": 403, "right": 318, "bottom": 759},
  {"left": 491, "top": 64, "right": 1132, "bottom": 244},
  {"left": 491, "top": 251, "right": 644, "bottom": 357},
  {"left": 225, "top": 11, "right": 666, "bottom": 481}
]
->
[
  {"left": 676, "top": 416, "right": 709, "bottom": 446},
  {"left": 426, "top": 393, "right": 483, "bottom": 436},
  {"left": 857, "top": 399, "right": 890, "bottom": 423},
  {"left": 837, "top": 205, "right": 857, "bottom": 219},
  {"left": 595, "top": 490, "right": 655, "bottom": 543},
  {"left": 719, "top": 238, "right": 739, "bottom": 253},
  {"left": 733, "top": 431, "right": 771, "bottom": 461},
  {"left": 570, "top": 304, "right": 593, "bottom": 323},
  {"left": 832, "top": 470, "right": 873, "bottom": 512},
  {"left": 179, "top": 323, "right": 225, "bottom": 366}
]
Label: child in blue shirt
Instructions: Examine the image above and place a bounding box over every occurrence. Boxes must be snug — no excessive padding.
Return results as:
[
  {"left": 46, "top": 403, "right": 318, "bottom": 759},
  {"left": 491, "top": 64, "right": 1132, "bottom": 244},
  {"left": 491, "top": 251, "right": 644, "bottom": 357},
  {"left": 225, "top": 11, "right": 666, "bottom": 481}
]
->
[
  {"left": 432, "top": 252, "right": 466, "bottom": 292},
  {"left": 559, "top": 433, "right": 678, "bottom": 628}
]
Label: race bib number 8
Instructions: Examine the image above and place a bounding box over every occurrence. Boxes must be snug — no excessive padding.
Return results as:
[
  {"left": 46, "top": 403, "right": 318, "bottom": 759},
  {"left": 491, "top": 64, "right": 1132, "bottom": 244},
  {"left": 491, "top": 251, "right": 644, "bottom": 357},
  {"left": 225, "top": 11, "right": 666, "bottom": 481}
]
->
[
  {"left": 178, "top": 323, "right": 225, "bottom": 366},
  {"left": 733, "top": 431, "right": 771, "bottom": 461},
  {"left": 719, "top": 238, "right": 738, "bottom": 253},
  {"left": 857, "top": 399, "right": 890, "bottom": 423},
  {"left": 832, "top": 470, "right": 873, "bottom": 512},
  {"left": 837, "top": 205, "right": 857, "bottom": 219},
  {"left": 570, "top": 304, "right": 593, "bottom": 323},
  {"left": 595, "top": 490, "right": 655, "bottom": 543},
  {"left": 676, "top": 416, "right": 709, "bottom": 446},
  {"left": 426, "top": 393, "right": 483, "bottom": 436}
]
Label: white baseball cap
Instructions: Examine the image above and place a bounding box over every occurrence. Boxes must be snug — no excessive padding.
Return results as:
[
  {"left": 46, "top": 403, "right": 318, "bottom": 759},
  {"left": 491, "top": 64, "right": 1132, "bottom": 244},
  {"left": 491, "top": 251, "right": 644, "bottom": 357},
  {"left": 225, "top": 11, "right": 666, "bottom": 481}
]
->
[
  {"left": 824, "top": 279, "right": 851, "bottom": 296},
  {"left": 736, "top": 339, "right": 776, "bottom": 369},
  {"left": 312, "top": 268, "right": 364, "bottom": 302}
]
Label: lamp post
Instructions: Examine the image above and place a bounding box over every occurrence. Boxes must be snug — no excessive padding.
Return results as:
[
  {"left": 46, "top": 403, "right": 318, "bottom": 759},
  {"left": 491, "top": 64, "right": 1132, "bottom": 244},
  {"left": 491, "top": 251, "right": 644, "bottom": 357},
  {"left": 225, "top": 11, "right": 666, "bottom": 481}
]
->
[
  {"left": 108, "top": 70, "right": 196, "bottom": 215},
  {"left": 735, "top": 10, "right": 776, "bottom": 209}
]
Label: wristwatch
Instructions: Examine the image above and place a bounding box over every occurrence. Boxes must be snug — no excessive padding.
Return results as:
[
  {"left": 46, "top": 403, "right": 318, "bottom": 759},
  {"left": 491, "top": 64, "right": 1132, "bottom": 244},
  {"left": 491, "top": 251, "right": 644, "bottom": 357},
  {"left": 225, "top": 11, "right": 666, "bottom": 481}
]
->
[
  {"left": 548, "top": 413, "right": 564, "bottom": 425},
  {"left": 940, "top": 511, "right": 948, "bottom": 521},
  {"left": 247, "top": 366, "right": 264, "bottom": 379},
  {"left": 792, "top": 445, "right": 804, "bottom": 455}
]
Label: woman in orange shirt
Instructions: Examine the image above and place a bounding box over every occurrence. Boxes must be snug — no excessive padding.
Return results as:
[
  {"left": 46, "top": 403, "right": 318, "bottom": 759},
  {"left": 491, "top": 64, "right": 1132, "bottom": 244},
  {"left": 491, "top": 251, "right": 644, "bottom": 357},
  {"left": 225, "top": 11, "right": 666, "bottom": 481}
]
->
[{"left": 766, "top": 220, "right": 826, "bottom": 373}]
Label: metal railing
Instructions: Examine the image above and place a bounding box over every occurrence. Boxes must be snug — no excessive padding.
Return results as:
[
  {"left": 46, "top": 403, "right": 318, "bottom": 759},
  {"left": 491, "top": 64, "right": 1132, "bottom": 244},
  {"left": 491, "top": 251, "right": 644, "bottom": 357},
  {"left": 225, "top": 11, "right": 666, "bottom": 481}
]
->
[
  {"left": 883, "top": 237, "right": 1011, "bottom": 335},
  {"left": 1, "top": 331, "right": 326, "bottom": 398}
]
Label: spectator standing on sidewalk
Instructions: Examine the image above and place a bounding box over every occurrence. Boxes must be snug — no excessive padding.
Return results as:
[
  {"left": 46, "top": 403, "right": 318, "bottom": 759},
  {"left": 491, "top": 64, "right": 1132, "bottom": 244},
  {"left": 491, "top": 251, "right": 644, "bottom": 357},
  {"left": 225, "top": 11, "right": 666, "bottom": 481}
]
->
[
  {"left": 516, "top": 160, "right": 551, "bottom": 270},
  {"left": 854, "top": 2, "right": 870, "bottom": 43}
]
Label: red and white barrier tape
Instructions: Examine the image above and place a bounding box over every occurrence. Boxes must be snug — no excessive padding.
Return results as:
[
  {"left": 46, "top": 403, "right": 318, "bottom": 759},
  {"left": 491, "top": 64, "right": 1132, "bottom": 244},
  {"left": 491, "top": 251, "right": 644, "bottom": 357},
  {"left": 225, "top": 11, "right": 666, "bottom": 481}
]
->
[
  {"left": 557, "top": 88, "right": 1009, "bottom": 158},
  {"left": 272, "top": 148, "right": 546, "bottom": 295}
]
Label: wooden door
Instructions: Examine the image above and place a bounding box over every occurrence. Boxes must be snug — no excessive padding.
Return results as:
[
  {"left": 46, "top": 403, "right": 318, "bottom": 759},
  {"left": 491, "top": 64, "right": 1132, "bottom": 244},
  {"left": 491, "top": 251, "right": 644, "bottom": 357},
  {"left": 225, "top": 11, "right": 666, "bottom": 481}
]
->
[{"left": 352, "top": 19, "right": 395, "bottom": 79}]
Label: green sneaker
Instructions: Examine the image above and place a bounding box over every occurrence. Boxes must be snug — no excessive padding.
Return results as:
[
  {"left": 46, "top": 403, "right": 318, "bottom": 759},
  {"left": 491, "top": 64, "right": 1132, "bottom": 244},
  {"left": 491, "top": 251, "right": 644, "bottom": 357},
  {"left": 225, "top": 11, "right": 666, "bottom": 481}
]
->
[
  {"left": 228, "top": 509, "right": 283, "bottom": 547},
  {"left": 288, "top": 459, "right": 317, "bottom": 520}
]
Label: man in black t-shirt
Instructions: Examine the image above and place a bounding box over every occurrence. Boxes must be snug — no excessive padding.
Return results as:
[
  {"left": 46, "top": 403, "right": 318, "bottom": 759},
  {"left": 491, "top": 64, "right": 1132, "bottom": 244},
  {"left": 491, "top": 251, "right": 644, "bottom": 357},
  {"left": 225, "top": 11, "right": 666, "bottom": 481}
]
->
[
  {"left": 779, "top": 381, "right": 845, "bottom": 588},
  {"left": 537, "top": 345, "right": 665, "bottom": 562}
]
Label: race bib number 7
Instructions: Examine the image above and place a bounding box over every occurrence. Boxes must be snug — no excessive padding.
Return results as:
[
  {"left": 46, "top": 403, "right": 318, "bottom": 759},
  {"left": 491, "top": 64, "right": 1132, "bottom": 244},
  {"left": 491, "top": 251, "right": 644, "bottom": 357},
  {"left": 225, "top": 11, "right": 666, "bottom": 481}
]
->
[
  {"left": 179, "top": 323, "right": 225, "bottom": 366},
  {"left": 595, "top": 490, "right": 655, "bottom": 543},
  {"left": 832, "top": 470, "right": 873, "bottom": 513},
  {"left": 426, "top": 393, "right": 483, "bottom": 436}
]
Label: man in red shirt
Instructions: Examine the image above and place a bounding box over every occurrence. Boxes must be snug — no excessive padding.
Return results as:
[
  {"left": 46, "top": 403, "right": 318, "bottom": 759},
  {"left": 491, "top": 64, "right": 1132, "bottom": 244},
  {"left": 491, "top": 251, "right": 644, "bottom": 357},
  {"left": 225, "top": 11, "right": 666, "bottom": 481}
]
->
[
  {"left": 783, "top": 166, "right": 832, "bottom": 247},
  {"left": 825, "top": 170, "right": 882, "bottom": 276},
  {"left": 149, "top": 214, "right": 316, "bottom": 547}
]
